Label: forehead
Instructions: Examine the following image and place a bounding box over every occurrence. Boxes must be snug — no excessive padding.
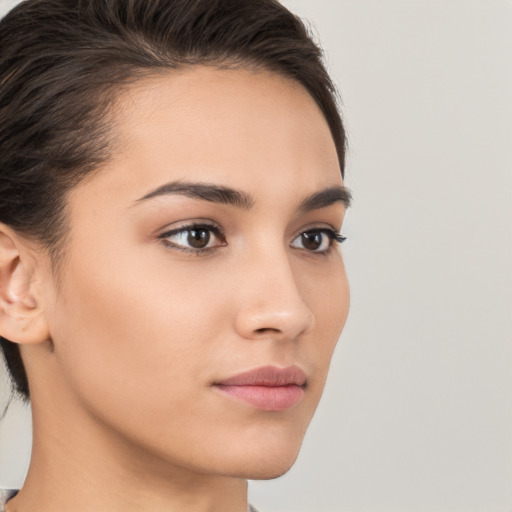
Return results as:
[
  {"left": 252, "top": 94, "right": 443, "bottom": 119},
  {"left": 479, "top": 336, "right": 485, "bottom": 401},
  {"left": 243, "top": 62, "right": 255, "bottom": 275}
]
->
[{"left": 77, "top": 66, "right": 342, "bottom": 205}]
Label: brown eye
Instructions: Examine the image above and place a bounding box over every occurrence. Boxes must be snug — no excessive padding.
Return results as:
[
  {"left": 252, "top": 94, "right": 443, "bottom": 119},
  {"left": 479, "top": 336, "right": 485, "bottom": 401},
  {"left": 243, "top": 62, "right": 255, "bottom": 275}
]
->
[
  {"left": 291, "top": 229, "right": 339, "bottom": 253},
  {"left": 159, "top": 223, "right": 226, "bottom": 253},
  {"left": 301, "top": 231, "right": 323, "bottom": 250},
  {"left": 187, "top": 228, "right": 210, "bottom": 248}
]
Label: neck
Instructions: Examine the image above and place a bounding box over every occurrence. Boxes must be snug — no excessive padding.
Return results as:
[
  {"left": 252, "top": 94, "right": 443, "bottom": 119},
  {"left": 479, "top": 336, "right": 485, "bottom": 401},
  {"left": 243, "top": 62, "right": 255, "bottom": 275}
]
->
[{"left": 10, "top": 398, "right": 248, "bottom": 512}]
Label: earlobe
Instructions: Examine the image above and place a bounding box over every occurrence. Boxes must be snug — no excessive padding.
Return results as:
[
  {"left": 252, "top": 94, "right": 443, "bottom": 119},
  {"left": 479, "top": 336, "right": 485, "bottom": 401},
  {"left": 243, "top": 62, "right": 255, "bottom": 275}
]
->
[{"left": 0, "top": 225, "right": 50, "bottom": 345}]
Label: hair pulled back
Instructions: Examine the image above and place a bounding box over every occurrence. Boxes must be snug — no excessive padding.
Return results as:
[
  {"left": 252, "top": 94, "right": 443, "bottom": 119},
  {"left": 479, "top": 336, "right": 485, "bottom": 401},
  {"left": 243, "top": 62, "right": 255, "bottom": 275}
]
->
[{"left": 0, "top": 0, "right": 346, "bottom": 400}]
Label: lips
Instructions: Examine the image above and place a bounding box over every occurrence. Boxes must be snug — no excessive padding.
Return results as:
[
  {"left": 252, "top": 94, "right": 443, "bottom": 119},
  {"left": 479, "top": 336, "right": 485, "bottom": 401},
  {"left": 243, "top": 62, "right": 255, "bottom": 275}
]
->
[{"left": 213, "top": 366, "right": 307, "bottom": 411}]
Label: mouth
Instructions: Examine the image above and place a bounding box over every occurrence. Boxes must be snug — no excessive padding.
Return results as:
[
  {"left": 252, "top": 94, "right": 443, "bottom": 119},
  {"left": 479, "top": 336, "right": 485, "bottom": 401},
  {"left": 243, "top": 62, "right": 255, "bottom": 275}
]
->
[{"left": 213, "top": 366, "right": 307, "bottom": 412}]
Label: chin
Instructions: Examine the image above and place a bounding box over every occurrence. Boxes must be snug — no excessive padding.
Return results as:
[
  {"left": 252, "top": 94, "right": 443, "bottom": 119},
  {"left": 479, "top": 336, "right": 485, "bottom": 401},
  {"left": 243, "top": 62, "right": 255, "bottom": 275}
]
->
[
  {"left": 214, "top": 433, "right": 304, "bottom": 480},
  {"left": 221, "top": 455, "right": 299, "bottom": 481},
  {"left": 243, "top": 460, "right": 298, "bottom": 481}
]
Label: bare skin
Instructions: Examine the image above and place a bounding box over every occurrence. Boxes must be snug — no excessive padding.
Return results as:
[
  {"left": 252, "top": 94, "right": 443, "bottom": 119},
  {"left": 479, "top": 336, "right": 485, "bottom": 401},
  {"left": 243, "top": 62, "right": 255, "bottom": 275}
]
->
[{"left": 0, "top": 67, "right": 349, "bottom": 512}]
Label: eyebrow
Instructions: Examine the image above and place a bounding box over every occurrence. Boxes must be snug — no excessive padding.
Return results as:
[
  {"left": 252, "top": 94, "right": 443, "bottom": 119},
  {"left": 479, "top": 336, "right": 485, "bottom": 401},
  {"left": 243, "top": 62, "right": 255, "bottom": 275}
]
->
[
  {"left": 135, "top": 181, "right": 254, "bottom": 210},
  {"left": 298, "top": 185, "right": 352, "bottom": 213},
  {"left": 135, "top": 180, "right": 351, "bottom": 211}
]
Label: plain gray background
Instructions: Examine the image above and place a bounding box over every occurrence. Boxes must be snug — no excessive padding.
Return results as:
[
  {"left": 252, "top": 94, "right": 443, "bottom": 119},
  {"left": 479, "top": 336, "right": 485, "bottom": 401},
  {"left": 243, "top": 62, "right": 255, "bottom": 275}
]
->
[{"left": 1, "top": 1, "right": 511, "bottom": 511}]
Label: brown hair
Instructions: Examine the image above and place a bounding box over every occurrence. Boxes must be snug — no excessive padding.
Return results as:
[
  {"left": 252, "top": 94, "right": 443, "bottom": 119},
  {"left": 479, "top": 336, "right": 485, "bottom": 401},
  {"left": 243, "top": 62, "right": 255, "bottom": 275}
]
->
[{"left": 0, "top": 0, "right": 346, "bottom": 400}]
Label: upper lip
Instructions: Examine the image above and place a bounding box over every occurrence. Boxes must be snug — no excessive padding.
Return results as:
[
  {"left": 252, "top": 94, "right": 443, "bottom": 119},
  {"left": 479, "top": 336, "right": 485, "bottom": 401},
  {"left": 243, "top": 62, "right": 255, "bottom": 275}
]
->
[{"left": 214, "top": 365, "right": 307, "bottom": 387}]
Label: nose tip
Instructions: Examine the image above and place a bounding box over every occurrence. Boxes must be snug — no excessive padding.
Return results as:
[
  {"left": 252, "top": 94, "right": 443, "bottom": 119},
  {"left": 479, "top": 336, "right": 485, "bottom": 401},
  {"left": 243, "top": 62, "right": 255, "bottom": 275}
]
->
[{"left": 234, "top": 277, "right": 315, "bottom": 342}]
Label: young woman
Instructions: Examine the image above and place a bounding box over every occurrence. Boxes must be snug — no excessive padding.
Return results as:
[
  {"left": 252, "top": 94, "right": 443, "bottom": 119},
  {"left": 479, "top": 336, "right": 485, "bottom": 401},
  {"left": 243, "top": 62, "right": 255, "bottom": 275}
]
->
[{"left": 0, "top": 1, "right": 351, "bottom": 511}]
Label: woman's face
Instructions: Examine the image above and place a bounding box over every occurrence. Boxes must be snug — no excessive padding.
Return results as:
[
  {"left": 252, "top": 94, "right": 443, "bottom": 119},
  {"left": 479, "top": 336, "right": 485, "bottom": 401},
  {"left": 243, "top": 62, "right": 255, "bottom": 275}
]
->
[{"left": 38, "top": 67, "right": 349, "bottom": 479}]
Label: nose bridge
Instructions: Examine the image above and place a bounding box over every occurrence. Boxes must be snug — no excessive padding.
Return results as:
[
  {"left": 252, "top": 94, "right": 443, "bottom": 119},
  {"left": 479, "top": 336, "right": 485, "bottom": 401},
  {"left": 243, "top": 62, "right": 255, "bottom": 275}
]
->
[{"left": 234, "top": 242, "right": 315, "bottom": 340}]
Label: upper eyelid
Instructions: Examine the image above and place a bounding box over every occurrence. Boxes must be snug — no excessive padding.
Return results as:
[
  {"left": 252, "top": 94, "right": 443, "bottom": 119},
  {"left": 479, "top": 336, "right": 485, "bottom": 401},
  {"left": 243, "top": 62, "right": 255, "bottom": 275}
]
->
[
  {"left": 291, "top": 223, "right": 340, "bottom": 238},
  {"left": 158, "top": 223, "right": 339, "bottom": 238},
  {"left": 157, "top": 222, "right": 341, "bottom": 236},
  {"left": 157, "top": 220, "right": 222, "bottom": 236},
  {"left": 294, "top": 227, "right": 342, "bottom": 242}
]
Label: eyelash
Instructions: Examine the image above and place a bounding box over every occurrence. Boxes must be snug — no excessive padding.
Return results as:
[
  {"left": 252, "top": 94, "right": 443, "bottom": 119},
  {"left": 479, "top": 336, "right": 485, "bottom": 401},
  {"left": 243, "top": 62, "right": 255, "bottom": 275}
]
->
[{"left": 158, "top": 223, "right": 346, "bottom": 256}]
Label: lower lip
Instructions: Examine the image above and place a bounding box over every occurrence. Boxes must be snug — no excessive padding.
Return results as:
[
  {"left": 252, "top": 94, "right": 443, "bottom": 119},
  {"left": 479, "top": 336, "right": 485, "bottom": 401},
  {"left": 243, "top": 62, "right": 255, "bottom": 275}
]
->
[{"left": 214, "top": 384, "right": 304, "bottom": 411}]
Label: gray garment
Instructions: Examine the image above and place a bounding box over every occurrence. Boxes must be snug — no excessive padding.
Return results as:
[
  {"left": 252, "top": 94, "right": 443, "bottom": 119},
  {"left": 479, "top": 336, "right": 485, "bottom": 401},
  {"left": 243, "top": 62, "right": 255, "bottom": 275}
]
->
[
  {"left": 0, "top": 489, "right": 259, "bottom": 512},
  {"left": 0, "top": 490, "right": 16, "bottom": 512}
]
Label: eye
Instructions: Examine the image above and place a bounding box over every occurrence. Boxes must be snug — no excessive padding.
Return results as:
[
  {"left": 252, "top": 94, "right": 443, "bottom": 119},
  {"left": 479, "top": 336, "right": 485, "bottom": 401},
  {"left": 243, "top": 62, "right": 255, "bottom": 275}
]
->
[
  {"left": 158, "top": 223, "right": 226, "bottom": 253},
  {"left": 291, "top": 229, "right": 346, "bottom": 253}
]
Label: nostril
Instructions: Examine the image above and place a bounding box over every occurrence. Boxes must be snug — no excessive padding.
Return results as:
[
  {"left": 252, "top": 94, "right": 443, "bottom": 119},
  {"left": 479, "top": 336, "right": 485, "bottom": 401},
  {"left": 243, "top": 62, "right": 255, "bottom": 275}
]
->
[{"left": 254, "top": 327, "right": 281, "bottom": 335}]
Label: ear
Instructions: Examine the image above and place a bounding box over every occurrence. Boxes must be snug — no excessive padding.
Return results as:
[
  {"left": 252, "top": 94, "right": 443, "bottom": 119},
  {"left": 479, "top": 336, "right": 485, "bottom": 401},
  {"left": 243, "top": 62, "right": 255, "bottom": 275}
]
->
[{"left": 0, "top": 223, "right": 50, "bottom": 345}]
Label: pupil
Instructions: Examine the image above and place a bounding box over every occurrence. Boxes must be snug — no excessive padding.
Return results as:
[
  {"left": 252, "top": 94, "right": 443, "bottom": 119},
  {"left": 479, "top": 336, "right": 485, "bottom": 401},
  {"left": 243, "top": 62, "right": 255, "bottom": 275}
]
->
[
  {"left": 187, "top": 229, "right": 210, "bottom": 248},
  {"left": 303, "top": 232, "right": 322, "bottom": 250}
]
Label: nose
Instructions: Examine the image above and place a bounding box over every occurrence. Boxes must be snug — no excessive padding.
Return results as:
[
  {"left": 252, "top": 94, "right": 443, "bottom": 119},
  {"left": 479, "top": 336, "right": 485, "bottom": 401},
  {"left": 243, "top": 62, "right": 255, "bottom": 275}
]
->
[{"left": 233, "top": 249, "right": 315, "bottom": 342}]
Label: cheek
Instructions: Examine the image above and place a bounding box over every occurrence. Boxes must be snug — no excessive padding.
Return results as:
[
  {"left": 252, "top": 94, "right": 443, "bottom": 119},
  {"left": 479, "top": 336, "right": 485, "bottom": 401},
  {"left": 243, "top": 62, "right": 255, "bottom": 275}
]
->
[
  {"left": 49, "top": 242, "right": 229, "bottom": 422},
  {"left": 300, "top": 257, "right": 349, "bottom": 374},
  {"left": 41, "top": 234, "right": 350, "bottom": 479}
]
